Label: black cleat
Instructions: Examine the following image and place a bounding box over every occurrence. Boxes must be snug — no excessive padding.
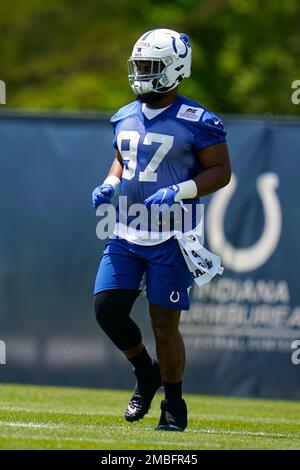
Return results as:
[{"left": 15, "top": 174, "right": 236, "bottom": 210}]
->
[
  {"left": 125, "top": 360, "right": 162, "bottom": 422},
  {"left": 155, "top": 398, "right": 188, "bottom": 432}
]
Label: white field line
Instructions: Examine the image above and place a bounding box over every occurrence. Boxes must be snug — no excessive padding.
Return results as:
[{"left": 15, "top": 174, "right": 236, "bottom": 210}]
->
[
  {"left": 0, "top": 405, "right": 122, "bottom": 417},
  {"left": 0, "top": 421, "right": 61, "bottom": 429},
  {"left": 0, "top": 433, "right": 116, "bottom": 445},
  {"left": 0, "top": 420, "right": 299, "bottom": 441},
  {"left": 185, "top": 428, "right": 300, "bottom": 439},
  {"left": 0, "top": 429, "right": 200, "bottom": 448},
  {"left": 1, "top": 404, "right": 300, "bottom": 425},
  {"left": 1, "top": 433, "right": 299, "bottom": 451},
  {"left": 190, "top": 414, "right": 300, "bottom": 425},
  {"left": 0, "top": 420, "right": 199, "bottom": 447}
]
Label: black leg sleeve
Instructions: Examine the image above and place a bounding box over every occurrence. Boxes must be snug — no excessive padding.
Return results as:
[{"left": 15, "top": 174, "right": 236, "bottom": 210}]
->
[{"left": 94, "top": 289, "right": 142, "bottom": 351}]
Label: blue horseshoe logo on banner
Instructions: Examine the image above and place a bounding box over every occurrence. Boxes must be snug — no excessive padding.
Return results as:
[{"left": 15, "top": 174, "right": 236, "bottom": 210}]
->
[{"left": 206, "top": 173, "right": 282, "bottom": 272}]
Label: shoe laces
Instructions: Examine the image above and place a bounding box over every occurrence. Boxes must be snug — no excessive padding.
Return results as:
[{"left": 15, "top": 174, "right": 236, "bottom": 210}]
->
[{"left": 129, "top": 394, "right": 144, "bottom": 410}]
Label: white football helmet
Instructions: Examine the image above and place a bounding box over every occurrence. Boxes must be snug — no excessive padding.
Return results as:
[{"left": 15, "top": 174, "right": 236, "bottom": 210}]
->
[{"left": 128, "top": 28, "right": 192, "bottom": 95}]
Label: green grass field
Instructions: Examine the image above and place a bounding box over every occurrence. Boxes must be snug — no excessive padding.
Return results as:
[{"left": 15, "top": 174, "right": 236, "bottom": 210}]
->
[{"left": 0, "top": 383, "right": 300, "bottom": 450}]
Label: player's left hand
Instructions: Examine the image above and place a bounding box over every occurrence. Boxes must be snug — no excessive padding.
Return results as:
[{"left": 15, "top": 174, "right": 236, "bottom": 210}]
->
[{"left": 144, "top": 185, "right": 179, "bottom": 208}]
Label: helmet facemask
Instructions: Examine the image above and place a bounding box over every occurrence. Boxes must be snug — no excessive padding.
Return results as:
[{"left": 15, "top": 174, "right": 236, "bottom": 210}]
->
[{"left": 128, "top": 56, "right": 177, "bottom": 95}]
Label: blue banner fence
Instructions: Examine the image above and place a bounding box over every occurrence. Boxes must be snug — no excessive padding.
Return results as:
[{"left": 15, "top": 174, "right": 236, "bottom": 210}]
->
[{"left": 0, "top": 111, "right": 299, "bottom": 398}]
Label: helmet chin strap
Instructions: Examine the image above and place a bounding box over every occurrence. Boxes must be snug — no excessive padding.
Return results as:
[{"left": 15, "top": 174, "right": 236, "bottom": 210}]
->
[
  {"left": 154, "top": 81, "right": 179, "bottom": 94},
  {"left": 132, "top": 80, "right": 154, "bottom": 94},
  {"left": 132, "top": 78, "right": 179, "bottom": 95}
]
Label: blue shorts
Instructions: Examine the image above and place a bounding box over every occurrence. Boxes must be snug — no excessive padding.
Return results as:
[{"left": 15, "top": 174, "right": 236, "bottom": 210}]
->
[{"left": 94, "top": 237, "right": 193, "bottom": 310}]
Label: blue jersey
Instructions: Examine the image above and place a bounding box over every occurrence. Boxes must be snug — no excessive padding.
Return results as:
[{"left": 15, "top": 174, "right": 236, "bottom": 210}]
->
[{"left": 110, "top": 94, "right": 226, "bottom": 245}]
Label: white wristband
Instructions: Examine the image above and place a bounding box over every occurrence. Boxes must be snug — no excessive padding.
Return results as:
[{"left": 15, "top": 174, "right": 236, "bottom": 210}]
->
[
  {"left": 174, "top": 179, "right": 198, "bottom": 201},
  {"left": 103, "top": 175, "right": 121, "bottom": 195}
]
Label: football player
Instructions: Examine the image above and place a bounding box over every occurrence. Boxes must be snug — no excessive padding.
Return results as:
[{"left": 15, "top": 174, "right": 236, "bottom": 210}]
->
[{"left": 92, "top": 29, "right": 231, "bottom": 431}]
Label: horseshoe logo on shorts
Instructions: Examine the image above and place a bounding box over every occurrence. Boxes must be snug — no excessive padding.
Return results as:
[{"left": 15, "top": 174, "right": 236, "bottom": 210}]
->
[
  {"left": 206, "top": 173, "right": 282, "bottom": 272},
  {"left": 170, "top": 291, "right": 180, "bottom": 303}
]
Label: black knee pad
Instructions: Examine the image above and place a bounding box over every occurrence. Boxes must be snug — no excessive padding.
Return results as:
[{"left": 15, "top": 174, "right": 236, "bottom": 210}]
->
[{"left": 94, "top": 289, "right": 142, "bottom": 351}]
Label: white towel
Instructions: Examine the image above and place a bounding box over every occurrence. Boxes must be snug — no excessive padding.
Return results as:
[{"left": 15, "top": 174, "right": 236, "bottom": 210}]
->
[{"left": 175, "top": 230, "right": 224, "bottom": 287}]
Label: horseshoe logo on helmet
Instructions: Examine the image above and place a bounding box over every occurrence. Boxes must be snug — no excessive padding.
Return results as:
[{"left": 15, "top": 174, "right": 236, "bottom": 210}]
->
[
  {"left": 206, "top": 173, "right": 282, "bottom": 272},
  {"left": 171, "top": 35, "right": 189, "bottom": 59}
]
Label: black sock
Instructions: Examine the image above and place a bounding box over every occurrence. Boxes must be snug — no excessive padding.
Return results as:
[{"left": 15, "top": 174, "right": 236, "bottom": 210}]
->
[
  {"left": 164, "top": 381, "right": 182, "bottom": 401},
  {"left": 128, "top": 347, "right": 152, "bottom": 377}
]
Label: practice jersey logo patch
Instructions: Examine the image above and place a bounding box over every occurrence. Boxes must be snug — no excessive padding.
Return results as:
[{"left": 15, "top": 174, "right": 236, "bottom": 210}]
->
[
  {"left": 170, "top": 291, "right": 180, "bottom": 303},
  {"left": 176, "top": 104, "right": 204, "bottom": 122}
]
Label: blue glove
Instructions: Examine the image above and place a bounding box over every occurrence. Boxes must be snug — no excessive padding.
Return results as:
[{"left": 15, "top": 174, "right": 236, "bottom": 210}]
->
[
  {"left": 144, "top": 185, "right": 179, "bottom": 208},
  {"left": 92, "top": 183, "right": 114, "bottom": 209}
]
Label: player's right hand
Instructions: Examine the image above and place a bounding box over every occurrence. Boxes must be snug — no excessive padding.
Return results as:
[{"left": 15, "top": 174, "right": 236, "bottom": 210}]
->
[{"left": 92, "top": 184, "right": 114, "bottom": 209}]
